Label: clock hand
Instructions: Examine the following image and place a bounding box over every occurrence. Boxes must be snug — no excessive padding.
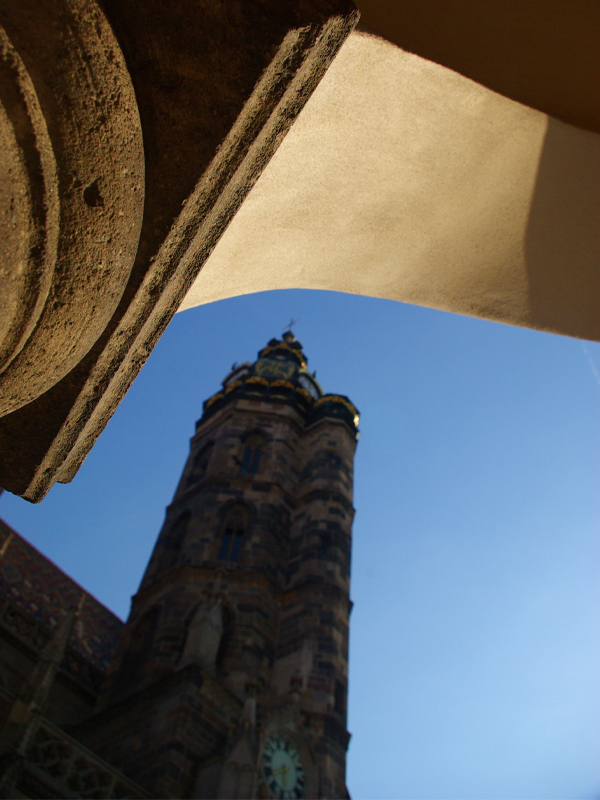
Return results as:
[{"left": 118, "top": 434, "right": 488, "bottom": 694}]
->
[{"left": 271, "top": 763, "right": 290, "bottom": 786}]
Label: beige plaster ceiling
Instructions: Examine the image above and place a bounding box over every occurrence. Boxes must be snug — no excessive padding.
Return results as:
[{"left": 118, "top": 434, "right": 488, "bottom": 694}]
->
[
  {"left": 181, "top": 29, "right": 600, "bottom": 342},
  {"left": 356, "top": 0, "right": 600, "bottom": 135}
]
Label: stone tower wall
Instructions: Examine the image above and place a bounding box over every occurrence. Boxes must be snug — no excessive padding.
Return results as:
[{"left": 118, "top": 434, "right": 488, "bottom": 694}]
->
[{"left": 77, "top": 338, "right": 358, "bottom": 798}]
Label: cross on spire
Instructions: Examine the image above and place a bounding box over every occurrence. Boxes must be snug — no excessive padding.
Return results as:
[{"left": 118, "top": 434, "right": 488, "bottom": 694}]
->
[{"left": 285, "top": 318, "right": 300, "bottom": 333}]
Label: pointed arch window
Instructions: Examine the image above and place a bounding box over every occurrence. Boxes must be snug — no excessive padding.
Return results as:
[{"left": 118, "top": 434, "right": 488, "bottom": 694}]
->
[
  {"left": 218, "top": 505, "right": 248, "bottom": 563},
  {"left": 240, "top": 432, "right": 266, "bottom": 475}
]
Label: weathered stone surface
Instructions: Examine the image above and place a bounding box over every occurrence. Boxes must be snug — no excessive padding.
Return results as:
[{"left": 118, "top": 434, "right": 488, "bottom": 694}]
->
[
  {"left": 0, "top": 0, "right": 144, "bottom": 416},
  {"left": 0, "top": 0, "right": 359, "bottom": 501}
]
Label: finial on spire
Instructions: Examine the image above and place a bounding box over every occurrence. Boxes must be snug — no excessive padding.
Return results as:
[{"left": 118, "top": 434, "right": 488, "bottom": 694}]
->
[{"left": 284, "top": 318, "right": 299, "bottom": 341}]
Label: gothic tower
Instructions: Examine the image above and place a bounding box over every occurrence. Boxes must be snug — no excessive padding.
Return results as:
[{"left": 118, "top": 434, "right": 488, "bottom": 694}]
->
[{"left": 78, "top": 332, "right": 359, "bottom": 799}]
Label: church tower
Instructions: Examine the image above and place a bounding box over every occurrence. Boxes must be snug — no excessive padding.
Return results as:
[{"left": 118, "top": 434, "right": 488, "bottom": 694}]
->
[{"left": 78, "top": 332, "right": 359, "bottom": 799}]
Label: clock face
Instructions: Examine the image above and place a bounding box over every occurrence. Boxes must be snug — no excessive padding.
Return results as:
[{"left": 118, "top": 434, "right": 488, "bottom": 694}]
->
[
  {"left": 261, "top": 734, "right": 306, "bottom": 799},
  {"left": 255, "top": 358, "right": 295, "bottom": 381}
]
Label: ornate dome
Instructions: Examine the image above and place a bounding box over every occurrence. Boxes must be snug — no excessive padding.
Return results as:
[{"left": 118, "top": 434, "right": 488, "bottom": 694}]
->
[
  {"left": 202, "top": 332, "right": 359, "bottom": 433},
  {"left": 222, "top": 331, "right": 323, "bottom": 400}
]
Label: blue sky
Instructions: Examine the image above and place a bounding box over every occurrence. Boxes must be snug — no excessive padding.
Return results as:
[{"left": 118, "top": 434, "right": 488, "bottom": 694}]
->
[{"left": 2, "top": 289, "right": 600, "bottom": 798}]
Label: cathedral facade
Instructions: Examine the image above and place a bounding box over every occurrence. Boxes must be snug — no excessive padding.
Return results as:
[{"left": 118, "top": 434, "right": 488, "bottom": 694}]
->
[{"left": 0, "top": 333, "right": 359, "bottom": 799}]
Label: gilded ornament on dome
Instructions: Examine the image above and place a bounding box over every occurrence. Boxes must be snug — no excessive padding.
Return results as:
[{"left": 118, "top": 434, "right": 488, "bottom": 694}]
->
[
  {"left": 271, "top": 380, "right": 294, "bottom": 390},
  {"left": 246, "top": 376, "right": 270, "bottom": 386},
  {"left": 254, "top": 358, "right": 296, "bottom": 380},
  {"left": 258, "top": 342, "right": 306, "bottom": 368}
]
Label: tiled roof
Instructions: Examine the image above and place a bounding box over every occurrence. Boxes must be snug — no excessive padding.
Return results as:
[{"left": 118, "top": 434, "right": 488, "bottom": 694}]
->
[{"left": 0, "top": 519, "right": 123, "bottom": 673}]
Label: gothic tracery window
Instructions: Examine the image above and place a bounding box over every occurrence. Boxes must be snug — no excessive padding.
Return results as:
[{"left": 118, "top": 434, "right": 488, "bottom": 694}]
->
[
  {"left": 239, "top": 431, "right": 265, "bottom": 475},
  {"left": 218, "top": 505, "right": 248, "bottom": 563}
]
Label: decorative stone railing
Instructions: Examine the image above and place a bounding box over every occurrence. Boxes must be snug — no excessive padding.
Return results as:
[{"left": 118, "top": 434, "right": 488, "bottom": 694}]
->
[{"left": 20, "top": 718, "right": 150, "bottom": 799}]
